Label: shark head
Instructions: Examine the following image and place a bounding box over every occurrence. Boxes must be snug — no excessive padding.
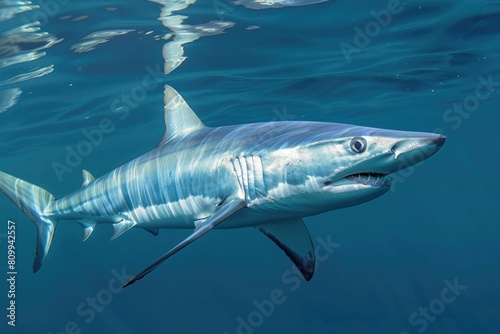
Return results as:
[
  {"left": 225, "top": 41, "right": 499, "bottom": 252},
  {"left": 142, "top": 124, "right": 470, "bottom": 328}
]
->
[
  {"left": 255, "top": 123, "right": 446, "bottom": 216},
  {"left": 317, "top": 126, "right": 445, "bottom": 206},
  {"left": 152, "top": 85, "right": 446, "bottom": 220}
]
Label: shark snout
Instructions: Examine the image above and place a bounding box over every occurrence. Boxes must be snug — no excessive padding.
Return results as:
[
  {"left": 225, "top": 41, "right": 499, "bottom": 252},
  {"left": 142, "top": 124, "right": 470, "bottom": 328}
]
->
[
  {"left": 433, "top": 135, "right": 446, "bottom": 146},
  {"left": 391, "top": 133, "right": 446, "bottom": 169}
]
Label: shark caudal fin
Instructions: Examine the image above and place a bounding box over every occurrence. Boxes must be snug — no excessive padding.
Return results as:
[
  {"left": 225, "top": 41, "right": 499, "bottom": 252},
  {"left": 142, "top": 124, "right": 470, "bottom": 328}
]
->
[{"left": 0, "top": 170, "right": 58, "bottom": 272}]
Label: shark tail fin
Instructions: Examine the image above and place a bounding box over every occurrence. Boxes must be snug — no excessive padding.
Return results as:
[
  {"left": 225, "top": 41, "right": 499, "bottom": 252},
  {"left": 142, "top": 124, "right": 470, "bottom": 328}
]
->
[{"left": 0, "top": 170, "right": 58, "bottom": 272}]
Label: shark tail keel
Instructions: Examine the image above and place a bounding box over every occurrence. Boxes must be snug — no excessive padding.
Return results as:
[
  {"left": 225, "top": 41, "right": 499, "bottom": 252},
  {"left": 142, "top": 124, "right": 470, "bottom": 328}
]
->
[{"left": 0, "top": 171, "right": 58, "bottom": 272}]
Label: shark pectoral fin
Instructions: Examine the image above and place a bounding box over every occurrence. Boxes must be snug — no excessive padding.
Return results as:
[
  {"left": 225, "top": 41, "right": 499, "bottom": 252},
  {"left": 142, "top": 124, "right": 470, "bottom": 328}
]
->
[
  {"left": 155, "top": 85, "right": 206, "bottom": 148},
  {"left": 77, "top": 220, "right": 97, "bottom": 241},
  {"left": 143, "top": 227, "right": 159, "bottom": 236},
  {"left": 80, "top": 170, "right": 95, "bottom": 189},
  {"left": 122, "top": 199, "right": 246, "bottom": 288},
  {"left": 111, "top": 220, "right": 137, "bottom": 240},
  {"left": 256, "top": 218, "right": 316, "bottom": 281}
]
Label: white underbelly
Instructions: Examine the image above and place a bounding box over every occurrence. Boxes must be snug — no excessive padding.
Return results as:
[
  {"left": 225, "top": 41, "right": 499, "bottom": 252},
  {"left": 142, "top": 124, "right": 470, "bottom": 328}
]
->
[{"left": 127, "top": 194, "right": 220, "bottom": 229}]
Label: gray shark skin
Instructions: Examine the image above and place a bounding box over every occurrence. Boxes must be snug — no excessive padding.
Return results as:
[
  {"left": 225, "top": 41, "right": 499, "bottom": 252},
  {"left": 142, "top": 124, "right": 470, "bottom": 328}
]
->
[{"left": 0, "top": 86, "right": 445, "bottom": 287}]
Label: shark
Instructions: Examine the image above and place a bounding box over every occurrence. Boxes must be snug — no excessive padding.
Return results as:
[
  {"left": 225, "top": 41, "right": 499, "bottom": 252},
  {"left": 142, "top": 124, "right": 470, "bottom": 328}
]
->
[{"left": 0, "top": 85, "right": 445, "bottom": 288}]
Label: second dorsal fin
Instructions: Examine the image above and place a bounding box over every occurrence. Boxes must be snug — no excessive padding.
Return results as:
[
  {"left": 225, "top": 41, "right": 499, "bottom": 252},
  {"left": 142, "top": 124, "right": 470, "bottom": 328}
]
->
[{"left": 156, "top": 85, "right": 205, "bottom": 148}]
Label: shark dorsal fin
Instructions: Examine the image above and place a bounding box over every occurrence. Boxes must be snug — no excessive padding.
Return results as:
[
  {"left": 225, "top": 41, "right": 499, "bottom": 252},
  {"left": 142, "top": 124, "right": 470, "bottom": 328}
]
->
[
  {"left": 80, "top": 170, "right": 95, "bottom": 188},
  {"left": 156, "top": 85, "right": 205, "bottom": 148}
]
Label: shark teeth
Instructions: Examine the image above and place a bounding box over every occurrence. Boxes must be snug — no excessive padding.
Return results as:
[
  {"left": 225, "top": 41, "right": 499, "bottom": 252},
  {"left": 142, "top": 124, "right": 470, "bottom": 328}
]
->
[{"left": 345, "top": 173, "right": 390, "bottom": 187}]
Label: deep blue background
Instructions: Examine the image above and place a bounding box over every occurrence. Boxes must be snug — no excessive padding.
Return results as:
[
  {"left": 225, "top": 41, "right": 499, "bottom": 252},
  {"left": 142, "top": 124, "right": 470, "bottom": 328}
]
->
[{"left": 1, "top": 0, "right": 499, "bottom": 333}]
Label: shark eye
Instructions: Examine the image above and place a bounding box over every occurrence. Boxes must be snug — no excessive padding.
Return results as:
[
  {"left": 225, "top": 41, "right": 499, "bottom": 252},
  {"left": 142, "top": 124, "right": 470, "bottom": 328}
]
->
[{"left": 350, "top": 137, "right": 367, "bottom": 153}]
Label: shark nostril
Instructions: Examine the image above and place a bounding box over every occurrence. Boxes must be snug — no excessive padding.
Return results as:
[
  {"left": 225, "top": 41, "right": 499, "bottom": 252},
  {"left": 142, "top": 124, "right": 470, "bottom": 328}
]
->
[
  {"left": 390, "top": 142, "right": 400, "bottom": 154},
  {"left": 390, "top": 146, "right": 401, "bottom": 159}
]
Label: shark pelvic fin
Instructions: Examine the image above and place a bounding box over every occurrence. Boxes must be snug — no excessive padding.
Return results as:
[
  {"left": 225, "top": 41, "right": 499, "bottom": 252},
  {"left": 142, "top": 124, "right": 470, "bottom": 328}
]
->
[
  {"left": 111, "top": 220, "right": 137, "bottom": 240},
  {"left": 80, "top": 170, "right": 95, "bottom": 189},
  {"left": 256, "top": 218, "right": 316, "bottom": 281},
  {"left": 77, "top": 220, "right": 97, "bottom": 241},
  {"left": 156, "top": 85, "right": 206, "bottom": 148},
  {"left": 123, "top": 198, "right": 246, "bottom": 288}
]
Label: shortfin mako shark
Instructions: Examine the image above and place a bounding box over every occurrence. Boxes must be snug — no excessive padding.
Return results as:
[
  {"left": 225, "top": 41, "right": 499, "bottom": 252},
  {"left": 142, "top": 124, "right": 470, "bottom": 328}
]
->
[{"left": 0, "top": 86, "right": 445, "bottom": 288}]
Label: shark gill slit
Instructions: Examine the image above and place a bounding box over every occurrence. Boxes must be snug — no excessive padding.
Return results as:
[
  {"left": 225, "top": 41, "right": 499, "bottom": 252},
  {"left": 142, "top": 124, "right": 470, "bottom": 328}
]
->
[{"left": 231, "top": 155, "right": 265, "bottom": 204}]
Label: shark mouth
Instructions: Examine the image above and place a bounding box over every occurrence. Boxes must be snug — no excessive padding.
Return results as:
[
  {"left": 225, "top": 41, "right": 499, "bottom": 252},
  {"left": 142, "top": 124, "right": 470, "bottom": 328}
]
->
[{"left": 344, "top": 173, "right": 391, "bottom": 187}]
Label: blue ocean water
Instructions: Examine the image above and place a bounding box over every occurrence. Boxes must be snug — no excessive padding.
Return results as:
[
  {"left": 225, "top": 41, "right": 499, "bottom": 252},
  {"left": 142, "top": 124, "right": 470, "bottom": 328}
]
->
[{"left": 1, "top": 0, "right": 499, "bottom": 333}]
